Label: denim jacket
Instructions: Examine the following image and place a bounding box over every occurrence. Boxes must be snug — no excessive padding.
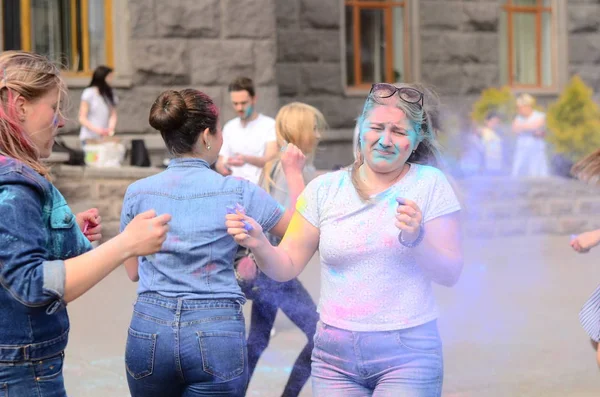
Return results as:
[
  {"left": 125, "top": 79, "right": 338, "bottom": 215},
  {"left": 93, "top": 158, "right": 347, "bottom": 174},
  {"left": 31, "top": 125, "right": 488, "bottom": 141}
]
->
[
  {"left": 0, "top": 156, "right": 92, "bottom": 362},
  {"left": 120, "top": 157, "right": 284, "bottom": 301}
]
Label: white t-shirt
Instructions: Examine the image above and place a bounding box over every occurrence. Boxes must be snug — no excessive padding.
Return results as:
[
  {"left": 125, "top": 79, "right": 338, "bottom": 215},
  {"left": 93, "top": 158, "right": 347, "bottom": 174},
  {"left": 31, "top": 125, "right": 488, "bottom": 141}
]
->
[
  {"left": 219, "top": 114, "right": 276, "bottom": 184},
  {"left": 79, "top": 87, "right": 117, "bottom": 142},
  {"left": 296, "top": 164, "right": 461, "bottom": 332}
]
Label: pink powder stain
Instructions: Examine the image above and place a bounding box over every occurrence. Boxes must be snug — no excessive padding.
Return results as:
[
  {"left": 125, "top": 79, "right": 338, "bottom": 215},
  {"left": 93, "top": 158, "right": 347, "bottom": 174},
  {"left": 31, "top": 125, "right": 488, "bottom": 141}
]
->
[
  {"left": 0, "top": 155, "right": 6, "bottom": 164},
  {"left": 383, "top": 236, "right": 396, "bottom": 248},
  {"left": 193, "top": 262, "right": 218, "bottom": 278}
]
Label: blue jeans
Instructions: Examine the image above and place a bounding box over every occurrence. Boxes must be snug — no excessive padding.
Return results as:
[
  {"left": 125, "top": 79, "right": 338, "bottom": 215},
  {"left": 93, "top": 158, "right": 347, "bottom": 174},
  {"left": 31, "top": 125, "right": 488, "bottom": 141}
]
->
[
  {"left": 311, "top": 320, "right": 443, "bottom": 397},
  {"left": 0, "top": 352, "right": 66, "bottom": 397},
  {"left": 125, "top": 293, "right": 248, "bottom": 397}
]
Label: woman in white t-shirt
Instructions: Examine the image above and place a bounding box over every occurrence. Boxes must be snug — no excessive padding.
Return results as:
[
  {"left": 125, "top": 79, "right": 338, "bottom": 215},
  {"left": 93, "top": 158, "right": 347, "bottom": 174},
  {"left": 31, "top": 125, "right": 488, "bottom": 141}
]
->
[
  {"left": 78, "top": 66, "right": 117, "bottom": 145},
  {"left": 511, "top": 93, "right": 549, "bottom": 177},
  {"left": 226, "top": 83, "right": 463, "bottom": 396}
]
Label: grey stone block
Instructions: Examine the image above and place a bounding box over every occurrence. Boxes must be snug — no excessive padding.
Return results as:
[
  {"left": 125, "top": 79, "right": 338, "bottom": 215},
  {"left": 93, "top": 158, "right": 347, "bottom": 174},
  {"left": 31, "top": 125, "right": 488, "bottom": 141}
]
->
[
  {"left": 568, "top": 34, "right": 600, "bottom": 64},
  {"left": 276, "top": 63, "right": 301, "bottom": 96},
  {"left": 301, "top": 63, "right": 344, "bottom": 95},
  {"left": 275, "top": 0, "right": 299, "bottom": 28},
  {"left": 115, "top": 87, "right": 168, "bottom": 134},
  {"left": 277, "top": 30, "right": 321, "bottom": 62},
  {"left": 318, "top": 30, "right": 342, "bottom": 63},
  {"left": 560, "top": 217, "right": 589, "bottom": 235},
  {"left": 131, "top": 40, "right": 189, "bottom": 85},
  {"left": 529, "top": 218, "right": 561, "bottom": 235},
  {"left": 463, "top": 2, "right": 500, "bottom": 32},
  {"left": 548, "top": 201, "right": 575, "bottom": 216},
  {"left": 300, "top": 0, "right": 340, "bottom": 29},
  {"left": 189, "top": 39, "right": 255, "bottom": 85},
  {"left": 129, "top": 0, "right": 157, "bottom": 38},
  {"left": 223, "top": 0, "right": 276, "bottom": 39},
  {"left": 98, "top": 183, "right": 130, "bottom": 201},
  {"left": 421, "top": 1, "right": 465, "bottom": 31},
  {"left": 461, "top": 64, "right": 499, "bottom": 95},
  {"left": 569, "top": 4, "right": 600, "bottom": 34},
  {"left": 156, "top": 0, "right": 220, "bottom": 38},
  {"left": 576, "top": 199, "right": 600, "bottom": 214},
  {"left": 421, "top": 33, "right": 499, "bottom": 64},
  {"left": 254, "top": 40, "right": 277, "bottom": 85},
  {"left": 421, "top": 64, "right": 463, "bottom": 95}
]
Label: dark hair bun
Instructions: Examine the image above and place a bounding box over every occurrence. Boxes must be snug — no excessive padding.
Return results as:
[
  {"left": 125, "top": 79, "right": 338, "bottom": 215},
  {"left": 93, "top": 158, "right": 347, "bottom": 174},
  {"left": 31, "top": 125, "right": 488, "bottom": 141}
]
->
[{"left": 149, "top": 90, "right": 187, "bottom": 132}]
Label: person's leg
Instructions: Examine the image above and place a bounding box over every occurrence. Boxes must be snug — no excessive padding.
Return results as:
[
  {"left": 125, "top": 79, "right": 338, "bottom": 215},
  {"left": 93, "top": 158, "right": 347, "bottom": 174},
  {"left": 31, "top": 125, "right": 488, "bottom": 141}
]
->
[
  {"left": 277, "top": 278, "right": 319, "bottom": 397},
  {"left": 311, "top": 322, "right": 371, "bottom": 397},
  {"left": 179, "top": 300, "right": 248, "bottom": 397},
  {"left": 591, "top": 339, "right": 600, "bottom": 368},
  {"left": 126, "top": 297, "right": 183, "bottom": 397},
  {"left": 246, "top": 291, "right": 279, "bottom": 380},
  {"left": 368, "top": 321, "right": 443, "bottom": 397}
]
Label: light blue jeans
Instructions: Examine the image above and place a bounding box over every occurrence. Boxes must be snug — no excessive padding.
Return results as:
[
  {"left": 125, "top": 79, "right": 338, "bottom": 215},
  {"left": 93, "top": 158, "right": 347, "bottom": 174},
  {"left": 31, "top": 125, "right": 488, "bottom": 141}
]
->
[{"left": 311, "top": 320, "right": 443, "bottom": 397}]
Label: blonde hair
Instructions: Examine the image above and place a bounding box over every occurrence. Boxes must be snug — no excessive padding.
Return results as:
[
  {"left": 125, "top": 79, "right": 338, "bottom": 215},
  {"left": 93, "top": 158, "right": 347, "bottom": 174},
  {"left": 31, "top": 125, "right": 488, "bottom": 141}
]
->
[
  {"left": 351, "top": 83, "right": 443, "bottom": 201},
  {"left": 516, "top": 93, "right": 536, "bottom": 107},
  {"left": 0, "top": 51, "right": 66, "bottom": 179},
  {"left": 261, "top": 102, "right": 327, "bottom": 194}
]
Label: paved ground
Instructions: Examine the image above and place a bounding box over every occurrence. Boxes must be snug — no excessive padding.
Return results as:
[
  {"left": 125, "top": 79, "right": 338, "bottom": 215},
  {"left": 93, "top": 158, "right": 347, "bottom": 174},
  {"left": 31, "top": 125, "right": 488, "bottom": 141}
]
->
[{"left": 64, "top": 235, "right": 600, "bottom": 396}]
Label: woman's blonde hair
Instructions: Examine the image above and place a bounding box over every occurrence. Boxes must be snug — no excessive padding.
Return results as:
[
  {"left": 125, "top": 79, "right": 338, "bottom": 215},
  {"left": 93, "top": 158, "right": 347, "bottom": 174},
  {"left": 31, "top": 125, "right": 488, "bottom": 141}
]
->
[
  {"left": 0, "top": 51, "right": 66, "bottom": 179},
  {"left": 351, "top": 83, "right": 443, "bottom": 201},
  {"left": 516, "top": 93, "right": 536, "bottom": 107},
  {"left": 261, "top": 102, "right": 327, "bottom": 194}
]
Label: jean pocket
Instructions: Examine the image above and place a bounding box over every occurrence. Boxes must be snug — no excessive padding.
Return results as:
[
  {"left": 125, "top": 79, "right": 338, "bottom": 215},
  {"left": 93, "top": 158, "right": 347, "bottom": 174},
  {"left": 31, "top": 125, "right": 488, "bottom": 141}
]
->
[
  {"left": 0, "top": 383, "right": 6, "bottom": 397},
  {"left": 197, "top": 331, "right": 244, "bottom": 381},
  {"left": 396, "top": 323, "right": 442, "bottom": 355},
  {"left": 125, "top": 328, "right": 157, "bottom": 380},
  {"left": 33, "top": 353, "right": 64, "bottom": 381}
]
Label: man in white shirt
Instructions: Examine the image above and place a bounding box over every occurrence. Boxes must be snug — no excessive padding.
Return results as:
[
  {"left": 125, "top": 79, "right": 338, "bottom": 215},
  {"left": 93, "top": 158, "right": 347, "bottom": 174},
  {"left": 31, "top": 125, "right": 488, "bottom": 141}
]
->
[{"left": 216, "top": 77, "right": 278, "bottom": 184}]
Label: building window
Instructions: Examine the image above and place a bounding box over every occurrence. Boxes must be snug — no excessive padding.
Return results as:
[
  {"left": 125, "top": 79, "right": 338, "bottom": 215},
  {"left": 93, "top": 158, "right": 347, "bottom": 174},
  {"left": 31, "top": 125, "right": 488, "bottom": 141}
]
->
[
  {"left": 500, "top": 0, "right": 554, "bottom": 89},
  {"left": 2, "top": 0, "right": 113, "bottom": 75},
  {"left": 344, "top": 0, "right": 411, "bottom": 89}
]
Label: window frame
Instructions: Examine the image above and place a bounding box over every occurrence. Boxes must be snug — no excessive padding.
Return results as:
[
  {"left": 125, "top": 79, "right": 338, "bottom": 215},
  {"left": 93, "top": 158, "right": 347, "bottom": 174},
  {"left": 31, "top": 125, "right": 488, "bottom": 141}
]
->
[
  {"left": 342, "top": 0, "right": 420, "bottom": 94},
  {"left": 501, "top": 0, "right": 566, "bottom": 93},
  {"left": 18, "top": 0, "right": 114, "bottom": 78}
]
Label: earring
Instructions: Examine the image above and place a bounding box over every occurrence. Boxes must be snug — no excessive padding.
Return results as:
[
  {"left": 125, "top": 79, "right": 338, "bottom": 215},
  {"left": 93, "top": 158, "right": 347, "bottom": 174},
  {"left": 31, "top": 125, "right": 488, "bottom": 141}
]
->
[{"left": 206, "top": 143, "right": 211, "bottom": 151}]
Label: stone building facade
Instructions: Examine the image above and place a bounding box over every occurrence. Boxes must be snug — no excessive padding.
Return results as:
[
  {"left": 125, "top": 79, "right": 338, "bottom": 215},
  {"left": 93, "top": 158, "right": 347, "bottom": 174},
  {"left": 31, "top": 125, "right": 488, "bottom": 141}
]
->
[{"left": 4, "top": 0, "right": 599, "bottom": 168}]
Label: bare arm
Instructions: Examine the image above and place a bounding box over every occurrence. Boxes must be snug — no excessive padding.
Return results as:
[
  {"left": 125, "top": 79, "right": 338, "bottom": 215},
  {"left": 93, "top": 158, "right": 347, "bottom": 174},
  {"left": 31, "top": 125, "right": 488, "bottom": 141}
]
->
[
  {"left": 242, "top": 141, "right": 279, "bottom": 168},
  {"left": 227, "top": 211, "right": 320, "bottom": 282},
  {"left": 124, "top": 257, "right": 140, "bottom": 282},
  {"left": 63, "top": 235, "right": 134, "bottom": 302},
  {"left": 215, "top": 156, "right": 232, "bottom": 176},
  {"left": 108, "top": 107, "right": 117, "bottom": 134},
  {"left": 414, "top": 213, "right": 463, "bottom": 287}
]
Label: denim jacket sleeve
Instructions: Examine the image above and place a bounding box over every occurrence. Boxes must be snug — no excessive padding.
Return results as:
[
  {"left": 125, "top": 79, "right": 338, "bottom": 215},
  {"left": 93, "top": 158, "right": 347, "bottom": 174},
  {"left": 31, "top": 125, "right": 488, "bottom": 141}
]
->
[{"left": 0, "top": 171, "right": 66, "bottom": 307}]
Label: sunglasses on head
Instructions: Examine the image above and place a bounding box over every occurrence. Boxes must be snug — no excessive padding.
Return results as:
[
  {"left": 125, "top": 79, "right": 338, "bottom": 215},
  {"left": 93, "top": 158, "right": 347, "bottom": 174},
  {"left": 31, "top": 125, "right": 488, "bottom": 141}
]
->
[{"left": 369, "top": 83, "right": 424, "bottom": 107}]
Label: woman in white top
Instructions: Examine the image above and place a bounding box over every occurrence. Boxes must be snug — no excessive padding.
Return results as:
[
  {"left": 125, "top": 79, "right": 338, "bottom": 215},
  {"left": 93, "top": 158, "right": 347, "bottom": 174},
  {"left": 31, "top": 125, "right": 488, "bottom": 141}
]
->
[
  {"left": 511, "top": 93, "right": 549, "bottom": 177},
  {"left": 226, "top": 83, "right": 463, "bottom": 396},
  {"left": 78, "top": 66, "right": 117, "bottom": 145}
]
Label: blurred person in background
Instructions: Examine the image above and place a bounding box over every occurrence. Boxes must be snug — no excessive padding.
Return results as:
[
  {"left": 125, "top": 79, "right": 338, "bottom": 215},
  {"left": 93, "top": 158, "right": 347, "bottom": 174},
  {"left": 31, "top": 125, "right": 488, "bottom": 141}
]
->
[{"left": 511, "top": 94, "right": 549, "bottom": 177}]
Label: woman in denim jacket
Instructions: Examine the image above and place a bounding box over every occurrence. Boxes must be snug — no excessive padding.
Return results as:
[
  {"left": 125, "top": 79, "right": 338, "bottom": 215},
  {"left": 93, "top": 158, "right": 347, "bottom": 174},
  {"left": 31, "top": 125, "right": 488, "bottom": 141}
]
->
[
  {"left": 227, "top": 83, "right": 464, "bottom": 396},
  {"left": 0, "top": 51, "right": 171, "bottom": 396},
  {"left": 121, "top": 89, "right": 298, "bottom": 397}
]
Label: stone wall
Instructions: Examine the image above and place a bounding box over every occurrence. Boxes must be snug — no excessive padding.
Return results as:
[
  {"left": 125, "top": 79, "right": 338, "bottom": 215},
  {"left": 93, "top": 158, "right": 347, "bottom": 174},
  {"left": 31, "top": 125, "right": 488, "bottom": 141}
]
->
[
  {"left": 52, "top": 165, "right": 600, "bottom": 242},
  {"left": 52, "top": 165, "right": 161, "bottom": 242},
  {"left": 568, "top": 0, "right": 600, "bottom": 95},
  {"left": 63, "top": 0, "right": 280, "bottom": 136}
]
